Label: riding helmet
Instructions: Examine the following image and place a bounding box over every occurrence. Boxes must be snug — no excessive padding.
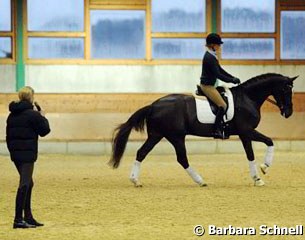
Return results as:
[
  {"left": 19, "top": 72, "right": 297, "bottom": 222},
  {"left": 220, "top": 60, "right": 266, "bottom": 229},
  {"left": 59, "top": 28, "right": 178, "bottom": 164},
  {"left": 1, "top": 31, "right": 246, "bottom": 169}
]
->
[{"left": 206, "top": 33, "right": 223, "bottom": 45}]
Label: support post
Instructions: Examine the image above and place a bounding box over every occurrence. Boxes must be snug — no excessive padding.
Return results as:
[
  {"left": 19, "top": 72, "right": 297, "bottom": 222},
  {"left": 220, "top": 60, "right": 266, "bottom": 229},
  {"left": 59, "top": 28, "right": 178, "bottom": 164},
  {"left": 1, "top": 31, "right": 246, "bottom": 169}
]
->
[
  {"left": 211, "top": 0, "right": 218, "bottom": 33},
  {"left": 16, "top": 0, "right": 25, "bottom": 91}
]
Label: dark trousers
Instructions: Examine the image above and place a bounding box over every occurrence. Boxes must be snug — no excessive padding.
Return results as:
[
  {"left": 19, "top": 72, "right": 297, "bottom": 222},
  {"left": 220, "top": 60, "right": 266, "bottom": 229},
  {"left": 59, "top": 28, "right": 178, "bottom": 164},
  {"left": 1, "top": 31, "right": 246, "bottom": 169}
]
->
[{"left": 14, "top": 162, "right": 34, "bottom": 221}]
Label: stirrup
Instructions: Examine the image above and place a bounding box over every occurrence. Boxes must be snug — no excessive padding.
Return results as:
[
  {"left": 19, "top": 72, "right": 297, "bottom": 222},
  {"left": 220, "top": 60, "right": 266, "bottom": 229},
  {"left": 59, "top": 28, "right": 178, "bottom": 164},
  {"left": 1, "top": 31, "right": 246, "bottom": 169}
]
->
[
  {"left": 213, "top": 130, "right": 224, "bottom": 139},
  {"left": 213, "top": 127, "right": 229, "bottom": 140}
]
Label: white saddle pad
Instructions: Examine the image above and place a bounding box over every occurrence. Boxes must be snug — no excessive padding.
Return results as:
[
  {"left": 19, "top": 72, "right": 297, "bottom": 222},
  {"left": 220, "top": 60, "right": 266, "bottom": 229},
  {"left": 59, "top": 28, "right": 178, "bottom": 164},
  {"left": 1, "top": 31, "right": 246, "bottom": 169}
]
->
[{"left": 195, "top": 88, "right": 234, "bottom": 124}]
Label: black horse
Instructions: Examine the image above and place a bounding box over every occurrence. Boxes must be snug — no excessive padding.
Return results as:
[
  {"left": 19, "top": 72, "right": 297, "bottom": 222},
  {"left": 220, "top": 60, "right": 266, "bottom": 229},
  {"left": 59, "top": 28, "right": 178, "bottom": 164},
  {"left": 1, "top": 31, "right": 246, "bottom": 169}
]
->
[{"left": 109, "top": 73, "right": 297, "bottom": 187}]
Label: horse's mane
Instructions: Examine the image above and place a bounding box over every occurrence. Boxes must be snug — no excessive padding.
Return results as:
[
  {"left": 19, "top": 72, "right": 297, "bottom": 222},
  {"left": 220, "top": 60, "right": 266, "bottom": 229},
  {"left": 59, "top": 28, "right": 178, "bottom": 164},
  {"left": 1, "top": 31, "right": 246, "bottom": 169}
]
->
[{"left": 241, "top": 73, "right": 285, "bottom": 89}]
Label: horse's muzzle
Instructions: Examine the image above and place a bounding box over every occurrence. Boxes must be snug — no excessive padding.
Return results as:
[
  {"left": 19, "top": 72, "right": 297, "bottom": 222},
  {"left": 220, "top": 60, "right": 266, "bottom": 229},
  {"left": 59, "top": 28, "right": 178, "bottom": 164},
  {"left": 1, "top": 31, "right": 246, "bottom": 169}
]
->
[{"left": 281, "top": 105, "right": 293, "bottom": 118}]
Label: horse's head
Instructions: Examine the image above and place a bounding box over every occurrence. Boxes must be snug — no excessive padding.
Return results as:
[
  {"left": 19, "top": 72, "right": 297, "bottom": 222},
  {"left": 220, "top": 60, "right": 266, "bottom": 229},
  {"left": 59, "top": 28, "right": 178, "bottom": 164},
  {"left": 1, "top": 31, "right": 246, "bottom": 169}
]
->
[{"left": 272, "top": 76, "right": 298, "bottom": 118}]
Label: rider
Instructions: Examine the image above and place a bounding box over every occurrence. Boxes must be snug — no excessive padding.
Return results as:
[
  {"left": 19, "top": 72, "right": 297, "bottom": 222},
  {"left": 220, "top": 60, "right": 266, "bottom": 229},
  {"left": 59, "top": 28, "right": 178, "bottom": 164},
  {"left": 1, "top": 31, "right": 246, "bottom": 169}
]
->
[{"left": 200, "top": 33, "right": 241, "bottom": 139}]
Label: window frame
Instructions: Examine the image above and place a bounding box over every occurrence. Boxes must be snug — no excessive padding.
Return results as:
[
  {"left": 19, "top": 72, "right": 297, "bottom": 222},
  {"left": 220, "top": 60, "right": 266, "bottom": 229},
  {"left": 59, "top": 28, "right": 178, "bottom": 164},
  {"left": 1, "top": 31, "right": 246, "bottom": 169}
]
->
[
  {"left": 278, "top": 4, "right": 305, "bottom": 62},
  {"left": 24, "top": 0, "right": 211, "bottom": 65},
  {"left": 0, "top": 0, "right": 15, "bottom": 64},
  {"left": 20, "top": 0, "right": 305, "bottom": 65},
  {"left": 221, "top": 38, "right": 276, "bottom": 60},
  {"left": 25, "top": 0, "right": 87, "bottom": 64},
  {"left": 218, "top": 0, "right": 305, "bottom": 65},
  {"left": 218, "top": 0, "right": 277, "bottom": 65},
  {"left": 88, "top": 2, "right": 147, "bottom": 64},
  {"left": 150, "top": 0, "right": 210, "bottom": 64}
]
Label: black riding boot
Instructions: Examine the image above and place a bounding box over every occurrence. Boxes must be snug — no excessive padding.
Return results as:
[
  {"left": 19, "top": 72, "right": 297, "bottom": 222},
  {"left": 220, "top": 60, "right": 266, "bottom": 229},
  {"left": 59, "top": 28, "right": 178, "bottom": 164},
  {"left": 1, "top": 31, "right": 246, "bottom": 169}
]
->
[
  {"left": 13, "top": 186, "right": 36, "bottom": 229},
  {"left": 24, "top": 185, "right": 33, "bottom": 220},
  {"left": 24, "top": 185, "right": 44, "bottom": 227},
  {"left": 214, "top": 107, "right": 226, "bottom": 139}
]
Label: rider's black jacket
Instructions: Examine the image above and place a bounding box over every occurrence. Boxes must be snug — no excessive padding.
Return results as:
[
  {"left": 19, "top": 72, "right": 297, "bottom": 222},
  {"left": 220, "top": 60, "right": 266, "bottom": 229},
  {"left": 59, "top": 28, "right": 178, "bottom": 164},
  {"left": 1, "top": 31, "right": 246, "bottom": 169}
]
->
[{"left": 200, "top": 51, "right": 236, "bottom": 86}]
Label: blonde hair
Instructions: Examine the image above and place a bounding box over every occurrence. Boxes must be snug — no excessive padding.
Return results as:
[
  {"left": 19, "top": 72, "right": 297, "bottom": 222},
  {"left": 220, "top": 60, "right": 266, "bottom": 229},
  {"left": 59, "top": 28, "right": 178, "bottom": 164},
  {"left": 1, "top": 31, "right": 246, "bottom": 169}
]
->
[{"left": 18, "top": 86, "right": 34, "bottom": 103}]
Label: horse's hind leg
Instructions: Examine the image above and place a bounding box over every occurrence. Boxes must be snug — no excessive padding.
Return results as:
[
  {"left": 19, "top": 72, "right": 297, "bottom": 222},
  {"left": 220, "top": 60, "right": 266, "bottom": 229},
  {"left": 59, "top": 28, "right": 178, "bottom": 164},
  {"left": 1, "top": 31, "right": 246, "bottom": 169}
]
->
[
  {"left": 166, "top": 136, "right": 207, "bottom": 187},
  {"left": 130, "top": 133, "right": 162, "bottom": 187}
]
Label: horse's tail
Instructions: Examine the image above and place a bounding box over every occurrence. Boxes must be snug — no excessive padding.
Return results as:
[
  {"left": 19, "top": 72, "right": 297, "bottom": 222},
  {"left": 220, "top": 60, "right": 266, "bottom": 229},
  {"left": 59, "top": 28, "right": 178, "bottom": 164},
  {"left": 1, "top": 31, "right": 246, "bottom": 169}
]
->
[{"left": 108, "top": 105, "right": 151, "bottom": 169}]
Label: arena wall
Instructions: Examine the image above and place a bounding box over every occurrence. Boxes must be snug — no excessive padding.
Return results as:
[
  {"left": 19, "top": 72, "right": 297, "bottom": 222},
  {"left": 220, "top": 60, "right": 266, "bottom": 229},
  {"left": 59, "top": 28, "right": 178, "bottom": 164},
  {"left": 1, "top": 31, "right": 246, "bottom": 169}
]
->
[
  {"left": 1, "top": 64, "right": 305, "bottom": 93},
  {"left": 0, "top": 92, "right": 304, "bottom": 155},
  {"left": 0, "top": 65, "right": 15, "bottom": 93},
  {"left": 1, "top": 63, "right": 304, "bottom": 155}
]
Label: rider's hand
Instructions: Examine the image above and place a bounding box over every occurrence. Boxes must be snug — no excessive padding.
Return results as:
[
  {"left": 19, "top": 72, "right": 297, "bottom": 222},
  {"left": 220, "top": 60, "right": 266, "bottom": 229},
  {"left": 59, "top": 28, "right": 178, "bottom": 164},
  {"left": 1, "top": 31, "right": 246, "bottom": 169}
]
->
[{"left": 232, "top": 77, "right": 241, "bottom": 84}]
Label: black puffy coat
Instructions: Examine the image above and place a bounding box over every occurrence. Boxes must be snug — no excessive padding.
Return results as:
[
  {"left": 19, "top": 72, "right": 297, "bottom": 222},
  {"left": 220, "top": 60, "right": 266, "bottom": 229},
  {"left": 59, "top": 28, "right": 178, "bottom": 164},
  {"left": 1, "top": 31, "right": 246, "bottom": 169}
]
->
[{"left": 6, "top": 100, "right": 50, "bottom": 163}]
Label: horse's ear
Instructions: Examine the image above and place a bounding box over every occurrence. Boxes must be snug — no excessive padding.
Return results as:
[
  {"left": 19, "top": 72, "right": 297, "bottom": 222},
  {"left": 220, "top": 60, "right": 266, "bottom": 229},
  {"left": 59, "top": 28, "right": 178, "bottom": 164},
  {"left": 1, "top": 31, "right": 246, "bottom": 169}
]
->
[{"left": 290, "top": 76, "right": 299, "bottom": 81}]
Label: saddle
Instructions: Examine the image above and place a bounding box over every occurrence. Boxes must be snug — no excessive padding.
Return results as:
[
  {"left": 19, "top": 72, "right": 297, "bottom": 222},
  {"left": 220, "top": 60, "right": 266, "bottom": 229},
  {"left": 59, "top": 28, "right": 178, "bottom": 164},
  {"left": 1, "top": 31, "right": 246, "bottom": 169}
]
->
[{"left": 195, "top": 85, "right": 229, "bottom": 115}]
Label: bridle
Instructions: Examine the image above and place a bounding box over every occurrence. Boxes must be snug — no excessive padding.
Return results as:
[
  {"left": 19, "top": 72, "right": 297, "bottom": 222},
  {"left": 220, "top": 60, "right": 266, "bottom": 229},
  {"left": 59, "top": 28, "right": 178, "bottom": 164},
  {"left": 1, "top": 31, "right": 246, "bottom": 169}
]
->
[
  {"left": 266, "top": 98, "right": 277, "bottom": 106},
  {"left": 267, "top": 84, "right": 293, "bottom": 110}
]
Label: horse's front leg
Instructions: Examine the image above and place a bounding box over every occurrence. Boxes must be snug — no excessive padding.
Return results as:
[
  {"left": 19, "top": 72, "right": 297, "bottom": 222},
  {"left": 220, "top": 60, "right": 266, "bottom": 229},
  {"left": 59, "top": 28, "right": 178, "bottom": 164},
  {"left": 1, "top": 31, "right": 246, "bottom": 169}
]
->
[
  {"left": 249, "top": 130, "right": 274, "bottom": 175},
  {"left": 239, "top": 135, "right": 265, "bottom": 186}
]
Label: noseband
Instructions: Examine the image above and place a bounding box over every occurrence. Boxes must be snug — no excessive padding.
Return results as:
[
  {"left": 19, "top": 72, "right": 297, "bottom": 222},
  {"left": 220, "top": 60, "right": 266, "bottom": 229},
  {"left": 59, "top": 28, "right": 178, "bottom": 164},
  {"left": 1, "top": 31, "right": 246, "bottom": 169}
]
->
[
  {"left": 268, "top": 84, "right": 293, "bottom": 110},
  {"left": 266, "top": 98, "right": 277, "bottom": 106}
]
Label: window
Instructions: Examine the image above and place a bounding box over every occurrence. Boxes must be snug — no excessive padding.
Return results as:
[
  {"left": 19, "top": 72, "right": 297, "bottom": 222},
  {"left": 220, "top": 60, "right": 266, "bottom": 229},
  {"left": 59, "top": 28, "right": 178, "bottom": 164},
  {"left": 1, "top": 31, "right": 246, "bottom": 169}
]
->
[
  {"left": 0, "top": 0, "right": 11, "bottom": 31},
  {"left": 222, "top": 39, "right": 275, "bottom": 60},
  {"left": 220, "top": 0, "right": 275, "bottom": 61},
  {"left": 151, "top": 0, "right": 207, "bottom": 60},
  {"left": 28, "top": 0, "right": 84, "bottom": 31},
  {"left": 21, "top": 0, "right": 305, "bottom": 64},
  {"left": 0, "top": 37, "right": 12, "bottom": 58},
  {"left": 152, "top": 38, "right": 203, "bottom": 59},
  {"left": 0, "top": 0, "right": 13, "bottom": 61},
  {"left": 90, "top": 10, "right": 145, "bottom": 59},
  {"left": 152, "top": 0, "right": 205, "bottom": 33},
  {"left": 221, "top": 0, "right": 275, "bottom": 33},
  {"left": 28, "top": 38, "right": 84, "bottom": 59},
  {"left": 281, "top": 11, "right": 305, "bottom": 59},
  {"left": 27, "top": 0, "right": 84, "bottom": 60}
]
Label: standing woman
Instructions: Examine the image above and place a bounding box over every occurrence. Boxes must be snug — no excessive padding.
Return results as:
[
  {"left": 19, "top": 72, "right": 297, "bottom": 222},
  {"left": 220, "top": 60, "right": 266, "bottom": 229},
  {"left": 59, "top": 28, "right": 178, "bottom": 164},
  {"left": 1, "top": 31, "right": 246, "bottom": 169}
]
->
[
  {"left": 6, "top": 86, "right": 50, "bottom": 229},
  {"left": 200, "top": 33, "right": 241, "bottom": 139}
]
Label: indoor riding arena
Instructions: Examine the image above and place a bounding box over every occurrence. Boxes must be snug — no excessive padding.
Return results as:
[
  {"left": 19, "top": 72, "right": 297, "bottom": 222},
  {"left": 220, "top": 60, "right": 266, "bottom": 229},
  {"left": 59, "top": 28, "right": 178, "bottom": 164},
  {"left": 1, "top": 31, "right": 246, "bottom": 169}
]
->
[{"left": 0, "top": 1, "right": 305, "bottom": 240}]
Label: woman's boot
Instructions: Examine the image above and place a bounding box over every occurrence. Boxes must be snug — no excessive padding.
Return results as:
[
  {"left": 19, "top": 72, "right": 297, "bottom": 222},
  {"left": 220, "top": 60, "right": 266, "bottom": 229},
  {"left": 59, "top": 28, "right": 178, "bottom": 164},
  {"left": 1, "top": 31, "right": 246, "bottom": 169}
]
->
[{"left": 214, "top": 107, "right": 225, "bottom": 139}]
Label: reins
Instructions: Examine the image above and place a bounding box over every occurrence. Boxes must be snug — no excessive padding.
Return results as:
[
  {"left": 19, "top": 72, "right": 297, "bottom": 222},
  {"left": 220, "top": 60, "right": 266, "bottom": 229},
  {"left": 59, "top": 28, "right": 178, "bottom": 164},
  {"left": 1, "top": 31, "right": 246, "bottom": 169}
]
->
[{"left": 266, "top": 98, "right": 277, "bottom": 106}]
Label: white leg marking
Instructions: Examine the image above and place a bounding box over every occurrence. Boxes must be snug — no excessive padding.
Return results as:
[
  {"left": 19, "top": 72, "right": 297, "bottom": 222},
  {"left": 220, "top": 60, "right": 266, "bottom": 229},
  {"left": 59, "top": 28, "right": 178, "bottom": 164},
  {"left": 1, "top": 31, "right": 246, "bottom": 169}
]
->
[
  {"left": 264, "top": 146, "right": 274, "bottom": 166},
  {"left": 249, "top": 160, "right": 265, "bottom": 186},
  {"left": 185, "top": 167, "right": 207, "bottom": 187},
  {"left": 260, "top": 146, "right": 274, "bottom": 175},
  {"left": 248, "top": 160, "right": 258, "bottom": 178},
  {"left": 130, "top": 160, "right": 142, "bottom": 187}
]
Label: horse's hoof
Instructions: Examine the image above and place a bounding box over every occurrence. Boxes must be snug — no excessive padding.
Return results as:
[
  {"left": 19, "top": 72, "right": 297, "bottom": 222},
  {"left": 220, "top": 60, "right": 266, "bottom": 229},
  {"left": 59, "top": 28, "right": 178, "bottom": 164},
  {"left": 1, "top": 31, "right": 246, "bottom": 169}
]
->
[
  {"left": 134, "top": 182, "right": 143, "bottom": 188},
  {"left": 130, "top": 178, "right": 142, "bottom": 187},
  {"left": 254, "top": 179, "right": 265, "bottom": 187},
  {"left": 252, "top": 175, "right": 265, "bottom": 186},
  {"left": 199, "top": 182, "right": 208, "bottom": 187},
  {"left": 260, "top": 163, "right": 269, "bottom": 175}
]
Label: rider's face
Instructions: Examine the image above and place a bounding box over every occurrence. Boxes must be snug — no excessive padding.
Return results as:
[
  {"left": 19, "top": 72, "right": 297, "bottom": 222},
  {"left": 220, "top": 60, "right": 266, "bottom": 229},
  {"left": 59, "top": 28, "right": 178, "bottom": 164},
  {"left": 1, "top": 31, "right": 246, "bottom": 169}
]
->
[
  {"left": 211, "top": 44, "right": 221, "bottom": 55},
  {"left": 213, "top": 44, "right": 221, "bottom": 52}
]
